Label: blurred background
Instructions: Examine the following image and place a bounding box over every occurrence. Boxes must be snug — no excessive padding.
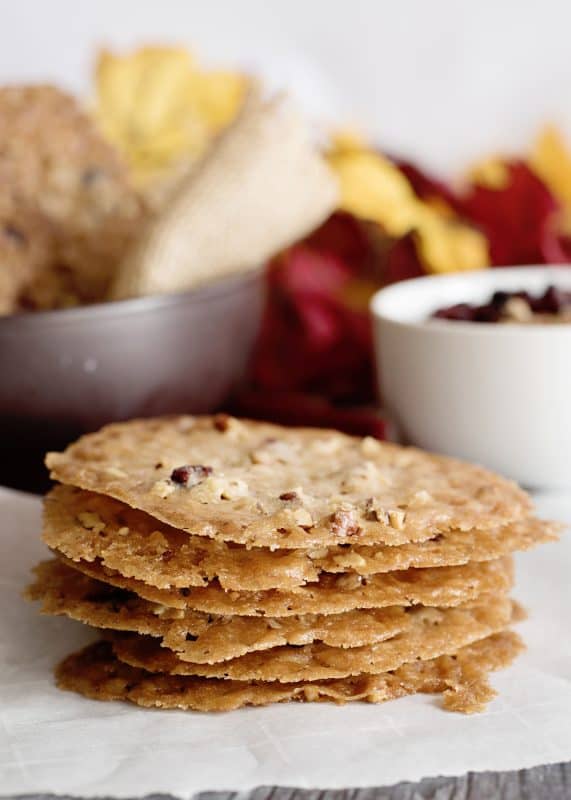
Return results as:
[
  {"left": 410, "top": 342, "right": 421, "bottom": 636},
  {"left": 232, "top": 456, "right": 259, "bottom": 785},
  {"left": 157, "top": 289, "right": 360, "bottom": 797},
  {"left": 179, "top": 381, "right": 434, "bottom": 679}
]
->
[
  {"left": 4, "top": 0, "right": 571, "bottom": 174},
  {"left": 3, "top": 0, "right": 571, "bottom": 491}
]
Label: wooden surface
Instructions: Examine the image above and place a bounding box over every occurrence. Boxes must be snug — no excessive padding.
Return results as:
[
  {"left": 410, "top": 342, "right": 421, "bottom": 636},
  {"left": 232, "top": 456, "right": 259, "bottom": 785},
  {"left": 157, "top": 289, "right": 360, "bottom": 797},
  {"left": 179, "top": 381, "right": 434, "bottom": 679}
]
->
[{"left": 3, "top": 761, "right": 571, "bottom": 800}]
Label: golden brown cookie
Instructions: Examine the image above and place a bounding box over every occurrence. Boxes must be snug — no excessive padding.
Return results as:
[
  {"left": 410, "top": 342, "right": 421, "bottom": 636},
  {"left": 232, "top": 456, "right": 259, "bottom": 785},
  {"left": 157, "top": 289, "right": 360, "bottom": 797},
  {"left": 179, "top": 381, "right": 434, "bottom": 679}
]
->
[
  {"left": 43, "top": 485, "right": 318, "bottom": 591},
  {"left": 61, "top": 554, "right": 514, "bottom": 616},
  {"left": 46, "top": 416, "right": 532, "bottom": 549},
  {"left": 109, "top": 596, "right": 513, "bottom": 682},
  {"left": 55, "top": 631, "right": 524, "bottom": 713},
  {"left": 31, "top": 560, "right": 509, "bottom": 664},
  {"left": 28, "top": 560, "right": 414, "bottom": 663},
  {"left": 43, "top": 485, "right": 558, "bottom": 591}
]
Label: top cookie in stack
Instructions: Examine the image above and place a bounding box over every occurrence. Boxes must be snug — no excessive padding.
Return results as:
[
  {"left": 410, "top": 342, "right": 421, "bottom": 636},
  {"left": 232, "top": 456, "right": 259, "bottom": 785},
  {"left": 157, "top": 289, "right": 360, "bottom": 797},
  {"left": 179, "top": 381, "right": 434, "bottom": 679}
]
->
[{"left": 28, "top": 415, "right": 559, "bottom": 713}]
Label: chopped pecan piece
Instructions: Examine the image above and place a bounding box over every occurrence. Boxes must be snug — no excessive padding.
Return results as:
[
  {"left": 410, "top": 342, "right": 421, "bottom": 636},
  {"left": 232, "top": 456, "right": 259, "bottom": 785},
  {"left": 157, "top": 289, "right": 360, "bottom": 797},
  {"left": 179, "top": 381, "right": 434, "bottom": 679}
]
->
[
  {"left": 330, "top": 510, "right": 361, "bottom": 538},
  {"left": 213, "top": 413, "right": 231, "bottom": 432},
  {"left": 150, "top": 479, "right": 176, "bottom": 499},
  {"left": 364, "top": 497, "right": 388, "bottom": 523},
  {"left": 76, "top": 511, "right": 106, "bottom": 534},
  {"left": 337, "top": 572, "right": 363, "bottom": 590},
  {"left": 388, "top": 508, "right": 406, "bottom": 530},
  {"left": 170, "top": 464, "right": 213, "bottom": 487}
]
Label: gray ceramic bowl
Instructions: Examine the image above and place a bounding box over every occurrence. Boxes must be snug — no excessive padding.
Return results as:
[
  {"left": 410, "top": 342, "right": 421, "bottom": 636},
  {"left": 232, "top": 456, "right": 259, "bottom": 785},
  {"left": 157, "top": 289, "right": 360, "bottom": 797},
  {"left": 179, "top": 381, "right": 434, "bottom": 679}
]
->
[{"left": 0, "top": 269, "right": 265, "bottom": 490}]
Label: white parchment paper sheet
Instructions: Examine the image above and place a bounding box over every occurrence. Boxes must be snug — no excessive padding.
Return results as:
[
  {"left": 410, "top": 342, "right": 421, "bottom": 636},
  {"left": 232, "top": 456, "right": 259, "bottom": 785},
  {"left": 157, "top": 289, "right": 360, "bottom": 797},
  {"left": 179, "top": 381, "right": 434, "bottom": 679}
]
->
[{"left": 1, "top": 486, "right": 570, "bottom": 795}]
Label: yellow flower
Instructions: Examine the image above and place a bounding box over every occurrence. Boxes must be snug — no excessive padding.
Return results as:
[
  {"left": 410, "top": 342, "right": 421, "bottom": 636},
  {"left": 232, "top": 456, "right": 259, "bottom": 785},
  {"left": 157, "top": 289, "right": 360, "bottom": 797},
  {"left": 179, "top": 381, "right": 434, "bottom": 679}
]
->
[
  {"left": 328, "top": 138, "right": 489, "bottom": 274},
  {"left": 94, "top": 46, "right": 248, "bottom": 184}
]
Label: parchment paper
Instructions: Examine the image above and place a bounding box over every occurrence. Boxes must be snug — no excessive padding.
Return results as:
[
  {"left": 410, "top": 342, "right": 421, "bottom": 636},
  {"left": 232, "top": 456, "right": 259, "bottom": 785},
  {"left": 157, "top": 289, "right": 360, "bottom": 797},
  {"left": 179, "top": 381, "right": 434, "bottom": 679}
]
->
[{"left": 1, "top": 486, "right": 570, "bottom": 795}]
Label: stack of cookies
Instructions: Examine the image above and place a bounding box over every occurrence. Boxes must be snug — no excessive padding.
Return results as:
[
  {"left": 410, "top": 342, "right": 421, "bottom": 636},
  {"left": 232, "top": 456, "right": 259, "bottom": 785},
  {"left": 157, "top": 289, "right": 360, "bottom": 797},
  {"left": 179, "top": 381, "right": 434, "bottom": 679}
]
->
[{"left": 27, "top": 415, "right": 559, "bottom": 713}]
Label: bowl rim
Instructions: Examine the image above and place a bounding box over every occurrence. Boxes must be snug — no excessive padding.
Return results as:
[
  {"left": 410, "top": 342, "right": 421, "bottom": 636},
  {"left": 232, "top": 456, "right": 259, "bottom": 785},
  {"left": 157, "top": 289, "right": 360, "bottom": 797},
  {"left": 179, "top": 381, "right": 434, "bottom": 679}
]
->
[
  {"left": 0, "top": 267, "right": 265, "bottom": 329},
  {"left": 370, "top": 265, "right": 571, "bottom": 336}
]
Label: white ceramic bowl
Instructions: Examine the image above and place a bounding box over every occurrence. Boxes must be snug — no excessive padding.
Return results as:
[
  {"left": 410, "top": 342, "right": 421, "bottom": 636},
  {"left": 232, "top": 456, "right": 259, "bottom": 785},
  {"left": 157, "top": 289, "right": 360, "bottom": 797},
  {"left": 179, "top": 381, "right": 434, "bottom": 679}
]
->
[{"left": 371, "top": 266, "right": 571, "bottom": 489}]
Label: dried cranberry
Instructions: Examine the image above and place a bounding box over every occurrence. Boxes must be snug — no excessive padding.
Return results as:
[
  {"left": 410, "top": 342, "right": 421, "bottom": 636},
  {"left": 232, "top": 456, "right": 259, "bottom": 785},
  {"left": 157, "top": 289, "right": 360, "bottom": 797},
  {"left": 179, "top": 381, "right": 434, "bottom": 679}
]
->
[
  {"left": 536, "top": 285, "right": 565, "bottom": 314},
  {"left": 513, "top": 290, "right": 532, "bottom": 303},
  {"left": 432, "top": 303, "right": 475, "bottom": 322},
  {"left": 170, "top": 464, "right": 213, "bottom": 486},
  {"left": 491, "top": 290, "right": 509, "bottom": 308},
  {"left": 432, "top": 284, "right": 571, "bottom": 323},
  {"left": 474, "top": 304, "right": 501, "bottom": 323}
]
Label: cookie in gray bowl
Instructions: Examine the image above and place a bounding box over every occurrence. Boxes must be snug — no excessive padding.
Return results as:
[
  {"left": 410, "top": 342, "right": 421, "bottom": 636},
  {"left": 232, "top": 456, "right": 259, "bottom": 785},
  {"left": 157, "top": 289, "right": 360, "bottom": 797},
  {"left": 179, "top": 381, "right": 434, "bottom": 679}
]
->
[{"left": 0, "top": 269, "right": 265, "bottom": 490}]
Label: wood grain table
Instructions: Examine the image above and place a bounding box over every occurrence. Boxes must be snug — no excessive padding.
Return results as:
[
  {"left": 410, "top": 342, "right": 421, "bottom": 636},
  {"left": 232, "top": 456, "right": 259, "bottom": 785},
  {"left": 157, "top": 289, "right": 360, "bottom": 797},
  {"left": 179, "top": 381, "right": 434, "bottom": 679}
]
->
[{"left": 3, "top": 762, "right": 571, "bottom": 800}]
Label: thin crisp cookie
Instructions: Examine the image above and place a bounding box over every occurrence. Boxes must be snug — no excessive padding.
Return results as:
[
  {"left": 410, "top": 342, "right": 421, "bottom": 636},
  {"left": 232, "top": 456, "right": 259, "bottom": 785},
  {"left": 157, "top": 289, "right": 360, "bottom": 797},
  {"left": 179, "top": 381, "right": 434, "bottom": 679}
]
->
[
  {"left": 108, "top": 596, "right": 513, "bottom": 682},
  {"left": 43, "top": 485, "right": 558, "bottom": 590},
  {"left": 46, "top": 416, "right": 532, "bottom": 549},
  {"left": 59, "top": 554, "right": 514, "bottom": 616},
  {"left": 43, "top": 485, "right": 318, "bottom": 590},
  {"left": 29, "top": 560, "right": 506, "bottom": 664},
  {"left": 55, "top": 631, "right": 524, "bottom": 713}
]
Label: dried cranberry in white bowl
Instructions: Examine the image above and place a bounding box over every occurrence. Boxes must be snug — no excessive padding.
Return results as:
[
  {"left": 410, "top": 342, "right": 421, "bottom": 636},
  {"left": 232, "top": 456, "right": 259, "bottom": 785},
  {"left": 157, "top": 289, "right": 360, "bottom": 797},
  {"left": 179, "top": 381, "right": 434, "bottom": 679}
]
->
[
  {"left": 432, "top": 284, "right": 571, "bottom": 324},
  {"left": 370, "top": 266, "right": 571, "bottom": 489}
]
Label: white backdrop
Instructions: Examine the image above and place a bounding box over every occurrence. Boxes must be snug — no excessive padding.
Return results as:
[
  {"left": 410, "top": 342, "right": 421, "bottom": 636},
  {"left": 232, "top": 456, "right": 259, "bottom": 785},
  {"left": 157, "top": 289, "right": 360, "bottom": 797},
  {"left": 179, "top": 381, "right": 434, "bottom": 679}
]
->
[{"left": 2, "top": 0, "right": 571, "bottom": 174}]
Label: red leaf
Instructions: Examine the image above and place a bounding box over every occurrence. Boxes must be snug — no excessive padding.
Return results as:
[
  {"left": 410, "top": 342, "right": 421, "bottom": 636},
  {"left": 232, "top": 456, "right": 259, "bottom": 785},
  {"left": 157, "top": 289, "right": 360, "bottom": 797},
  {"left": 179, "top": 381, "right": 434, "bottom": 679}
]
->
[
  {"left": 305, "top": 211, "right": 372, "bottom": 271},
  {"left": 461, "top": 161, "right": 560, "bottom": 265},
  {"left": 383, "top": 233, "right": 425, "bottom": 284},
  {"left": 250, "top": 239, "right": 376, "bottom": 404},
  {"left": 394, "top": 159, "right": 461, "bottom": 211},
  {"left": 271, "top": 245, "right": 351, "bottom": 295}
]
